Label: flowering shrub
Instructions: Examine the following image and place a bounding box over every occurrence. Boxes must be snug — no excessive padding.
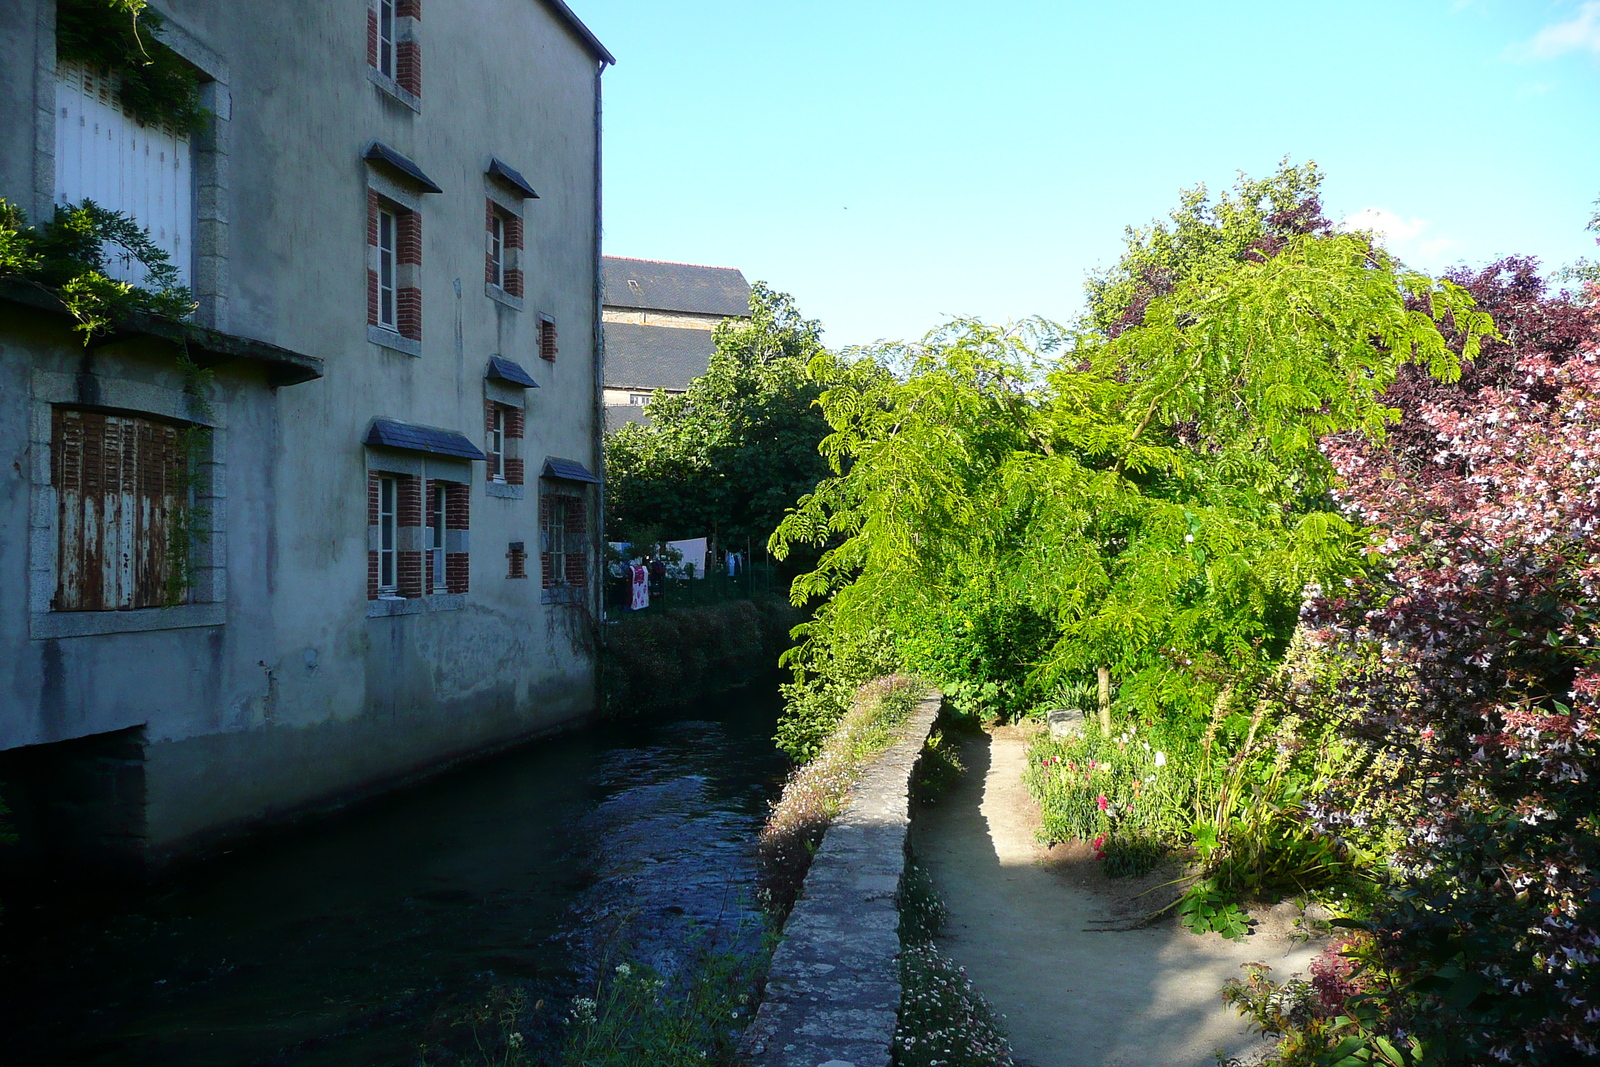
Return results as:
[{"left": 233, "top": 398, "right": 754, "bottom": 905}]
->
[
  {"left": 895, "top": 859, "right": 1013, "bottom": 1067},
  {"left": 1026, "top": 718, "right": 1198, "bottom": 847},
  {"left": 1297, "top": 289, "right": 1600, "bottom": 1062}
]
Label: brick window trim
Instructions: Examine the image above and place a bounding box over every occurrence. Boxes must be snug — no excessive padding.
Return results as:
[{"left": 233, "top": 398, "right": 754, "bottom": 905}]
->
[
  {"left": 485, "top": 200, "right": 524, "bottom": 300},
  {"left": 367, "top": 0, "right": 422, "bottom": 104},
  {"left": 539, "top": 489, "right": 587, "bottom": 591},
  {"left": 484, "top": 399, "right": 525, "bottom": 487},
  {"left": 367, "top": 190, "right": 422, "bottom": 343},
  {"left": 368, "top": 469, "right": 466, "bottom": 601}
]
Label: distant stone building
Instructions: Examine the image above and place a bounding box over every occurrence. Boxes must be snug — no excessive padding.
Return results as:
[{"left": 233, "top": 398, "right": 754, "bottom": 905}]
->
[{"left": 601, "top": 256, "right": 750, "bottom": 430}]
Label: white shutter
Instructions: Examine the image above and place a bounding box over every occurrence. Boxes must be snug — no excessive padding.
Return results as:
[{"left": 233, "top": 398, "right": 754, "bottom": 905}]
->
[{"left": 54, "top": 62, "right": 192, "bottom": 287}]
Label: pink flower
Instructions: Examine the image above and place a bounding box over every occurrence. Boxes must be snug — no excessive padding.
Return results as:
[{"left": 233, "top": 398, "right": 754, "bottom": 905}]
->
[
  {"left": 1096, "top": 794, "right": 1109, "bottom": 811},
  {"left": 1092, "top": 834, "right": 1106, "bottom": 850},
  {"left": 1067, "top": 761, "right": 1077, "bottom": 772}
]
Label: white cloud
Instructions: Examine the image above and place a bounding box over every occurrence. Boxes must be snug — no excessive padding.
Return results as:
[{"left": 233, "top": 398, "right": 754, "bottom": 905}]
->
[
  {"left": 1523, "top": 2, "right": 1600, "bottom": 59},
  {"left": 1341, "top": 207, "right": 1428, "bottom": 244},
  {"left": 1339, "top": 208, "right": 1459, "bottom": 266}
]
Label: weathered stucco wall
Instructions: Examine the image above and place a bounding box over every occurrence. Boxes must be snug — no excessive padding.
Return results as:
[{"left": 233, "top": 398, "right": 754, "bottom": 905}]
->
[{"left": 738, "top": 691, "right": 943, "bottom": 1067}]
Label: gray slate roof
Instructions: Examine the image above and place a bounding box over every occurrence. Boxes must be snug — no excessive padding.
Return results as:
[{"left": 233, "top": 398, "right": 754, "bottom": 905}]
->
[
  {"left": 602, "top": 257, "right": 751, "bottom": 317},
  {"left": 543, "top": 457, "right": 601, "bottom": 483},
  {"left": 604, "top": 322, "right": 715, "bottom": 391},
  {"left": 366, "top": 418, "right": 487, "bottom": 461}
]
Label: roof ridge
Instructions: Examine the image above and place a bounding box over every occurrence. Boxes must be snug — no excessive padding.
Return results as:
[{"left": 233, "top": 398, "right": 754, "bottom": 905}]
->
[{"left": 603, "top": 255, "right": 745, "bottom": 272}]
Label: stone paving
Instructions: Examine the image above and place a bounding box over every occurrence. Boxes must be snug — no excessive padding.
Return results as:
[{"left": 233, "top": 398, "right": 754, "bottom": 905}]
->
[{"left": 737, "top": 691, "right": 942, "bottom": 1067}]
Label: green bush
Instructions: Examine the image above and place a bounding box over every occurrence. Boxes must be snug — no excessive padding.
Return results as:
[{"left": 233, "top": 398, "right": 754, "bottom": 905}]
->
[{"left": 600, "top": 595, "right": 799, "bottom": 715}]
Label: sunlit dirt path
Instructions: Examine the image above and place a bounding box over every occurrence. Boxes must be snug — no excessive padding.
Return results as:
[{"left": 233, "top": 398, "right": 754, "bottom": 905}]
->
[{"left": 911, "top": 727, "right": 1324, "bottom": 1067}]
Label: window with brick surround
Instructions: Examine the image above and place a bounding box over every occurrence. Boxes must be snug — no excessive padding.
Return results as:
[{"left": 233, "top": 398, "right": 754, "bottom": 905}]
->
[
  {"left": 52, "top": 407, "right": 189, "bottom": 612},
  {"left": 539, "top": 315, "right": 557, "bottom": 362},
  {"left": 484, "top": 400, "right": 524, "bottom": 486},
  {"left": 485, "top": 200, "right": 523, "bottom": 299},
  {"left": 367, "top": 191, "right": 421, "bottom": 342},
  {"left": 368, "top": 471, "right": 422, "bottom": 598},
  {"left": 540, "top": 490, "right": 587, "bottom": 589},
  {"left": 367, "top": 0, "right": 421, "bottom": 100},
  {"left": 507, "top": 541, "right": 527, "bottom": 579}
]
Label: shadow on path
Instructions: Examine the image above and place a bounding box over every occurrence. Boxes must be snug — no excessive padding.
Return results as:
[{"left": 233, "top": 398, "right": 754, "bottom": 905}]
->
[{"left": 911, "top": 728, "right": 1322, "bottom": 1067}]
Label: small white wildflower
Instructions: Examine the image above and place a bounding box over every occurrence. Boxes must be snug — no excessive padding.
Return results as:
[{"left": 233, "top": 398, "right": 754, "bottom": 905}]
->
[
  {"left": 615, "top": 962, "right": 632, "bottom": 977},
  {"left": 1154, "top": 751, "right": 1167, "bottom": 768}
]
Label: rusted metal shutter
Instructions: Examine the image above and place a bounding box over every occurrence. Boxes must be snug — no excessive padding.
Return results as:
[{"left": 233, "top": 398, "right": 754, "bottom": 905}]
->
[{"left": 53, "top": 408, "right": 186, "bottom": 611}]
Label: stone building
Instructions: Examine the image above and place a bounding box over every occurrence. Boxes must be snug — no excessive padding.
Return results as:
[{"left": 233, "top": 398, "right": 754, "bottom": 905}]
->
[
  {"left": 0, "top": 0, "right": 613, "bottom": 871},
  {"left": 601, "top": 256, "right": 750, "bottom": 430}
]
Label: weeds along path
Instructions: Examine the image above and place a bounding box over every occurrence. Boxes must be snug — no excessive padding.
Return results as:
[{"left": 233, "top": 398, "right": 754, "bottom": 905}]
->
[{"left": 911, "top": 726, "right": 1324, "bottom": 1067}]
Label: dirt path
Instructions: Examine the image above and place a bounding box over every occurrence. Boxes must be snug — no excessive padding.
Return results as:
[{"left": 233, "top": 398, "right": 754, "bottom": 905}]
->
[{"left": 911, "top": 728, "right": 1325, "bottom": 1067}]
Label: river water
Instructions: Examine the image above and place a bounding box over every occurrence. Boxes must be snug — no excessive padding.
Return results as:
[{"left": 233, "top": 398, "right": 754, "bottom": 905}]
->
[{"left": 0, "top": 685, "right": 787, "bottom": 1066}]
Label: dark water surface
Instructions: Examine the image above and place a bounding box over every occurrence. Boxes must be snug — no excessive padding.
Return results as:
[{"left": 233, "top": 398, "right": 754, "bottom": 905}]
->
[{"left": 0, "top": 686, "right": 787, "bottom": 1066}]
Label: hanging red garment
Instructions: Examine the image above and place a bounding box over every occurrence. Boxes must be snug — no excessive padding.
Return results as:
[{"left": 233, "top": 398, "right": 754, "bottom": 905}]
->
[{"left": 629, "top": 564, "right": 650, "bottom": 611}]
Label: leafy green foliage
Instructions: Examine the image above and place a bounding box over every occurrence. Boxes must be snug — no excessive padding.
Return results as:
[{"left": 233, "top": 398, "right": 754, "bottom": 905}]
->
[
  {"left": 56, "top": 0, "right": 209, "bottom": 133},
  {"left": 1083, "top": 158, "right": 1331, "bottom": 337},
  {"left": 1177, "top": 878, "right": 1249, "bottom": 939},
  {"left": 599, "top": 596, "right": 798, "bottom": 715},
  {"left": 605, "top": 284, "right": 833, "bottom": 555},
  {"left": 0, "top": 198, "right": 195, "bottom": 341},
  {"left": 771, "top": 228, "right": 1490, "bottom": 753}
]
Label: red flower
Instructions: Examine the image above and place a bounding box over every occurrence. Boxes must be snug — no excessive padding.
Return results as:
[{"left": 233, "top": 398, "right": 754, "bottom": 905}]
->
[{"left": 1096, "top": 794, "right": 1110, "bottom": 811}]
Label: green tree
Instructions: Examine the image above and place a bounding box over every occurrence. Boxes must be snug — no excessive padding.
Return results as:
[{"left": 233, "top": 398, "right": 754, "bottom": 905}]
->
[
  {"left": 1084, "top": 158, "right": 1330, "bottom": 337},
  {"left": 770, "top": 230, "right": 1491, "bottom": 749},
  {"left": 605, "top": 284, "right": 836, "bottom": 561}
]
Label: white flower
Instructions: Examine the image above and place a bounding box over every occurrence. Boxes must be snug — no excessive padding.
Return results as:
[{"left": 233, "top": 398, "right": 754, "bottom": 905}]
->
[
  {"left": 1185, "top": 533, "right": 1195, "bottom": 543},
  {"left": 1154, "top": 751, "right": 1167, "bottom": 768},
  {"left": 615, "top": 962, "right": 632, "bottom": 977}
]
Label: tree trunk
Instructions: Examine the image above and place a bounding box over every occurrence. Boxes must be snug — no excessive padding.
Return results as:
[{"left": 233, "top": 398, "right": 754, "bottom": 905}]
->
[{"left": 1097, "top": 666, "right": 1112, "bottom": 734}]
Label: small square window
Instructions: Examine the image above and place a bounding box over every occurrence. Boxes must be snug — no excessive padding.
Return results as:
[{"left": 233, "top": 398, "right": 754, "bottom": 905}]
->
[
  {"left": 539, "top": 316, "right": 557, "bottom": 362},
  {"left": 628, "top": 393, "right": 651, "bottom": 406}
]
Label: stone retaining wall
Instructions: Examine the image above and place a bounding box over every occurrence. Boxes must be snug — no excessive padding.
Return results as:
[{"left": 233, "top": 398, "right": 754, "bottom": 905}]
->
[{"left": 738, "top": 690, "right": 943, "bottom": 1067}]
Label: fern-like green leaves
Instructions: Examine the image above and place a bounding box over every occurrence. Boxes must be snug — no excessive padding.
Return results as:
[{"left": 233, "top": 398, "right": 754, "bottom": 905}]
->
[{"left": 771, "top": 233, "right": 1493, "bottom": 723}]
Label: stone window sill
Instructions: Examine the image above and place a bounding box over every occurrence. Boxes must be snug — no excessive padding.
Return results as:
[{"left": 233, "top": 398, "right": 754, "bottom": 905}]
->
[
  {"left": 31, "top": 602, "right": 225, "bottom": 640},
  {"left": 486, "top": 481, "right": 524, "bottom": 500},
  {"left": 485, "top": 284, "right": 524, "bottom": 312},
  {"left": 368, "top": 68, "right": 421, "bottom": 113},
  {"left": 369, "top": 325, "right": 422, "bottom": 358},
  {"left": 366, "top": 593, "right": 466, "bottom": 618}
]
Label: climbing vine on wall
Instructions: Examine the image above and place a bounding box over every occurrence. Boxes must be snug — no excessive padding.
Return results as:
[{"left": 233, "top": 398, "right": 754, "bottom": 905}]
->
[{"left": 56, "top": 0, "right": 209, "bottom": 133}]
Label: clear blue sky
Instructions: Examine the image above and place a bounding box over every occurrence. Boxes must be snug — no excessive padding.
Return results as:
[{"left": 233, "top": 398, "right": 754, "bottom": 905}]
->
[{"left": 579, "top": 0, "right": 1600, "bottom": 348}]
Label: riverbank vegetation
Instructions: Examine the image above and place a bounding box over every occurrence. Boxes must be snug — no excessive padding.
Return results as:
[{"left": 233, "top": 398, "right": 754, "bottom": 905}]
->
[
  {"left": 598, "top": 594, "right": 799, "bottom": 714},
  {"left": 756, "top": 674, "right": 927, "bottom": 916},
  {"left": 767, "top": 161, "right": 1600, "bottom": 1064}
]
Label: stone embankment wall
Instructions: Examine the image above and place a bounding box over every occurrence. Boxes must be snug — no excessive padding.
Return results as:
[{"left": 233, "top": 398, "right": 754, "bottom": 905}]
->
[{"left": 739, "top": 690, "right": 942, "bottom": 1067}]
